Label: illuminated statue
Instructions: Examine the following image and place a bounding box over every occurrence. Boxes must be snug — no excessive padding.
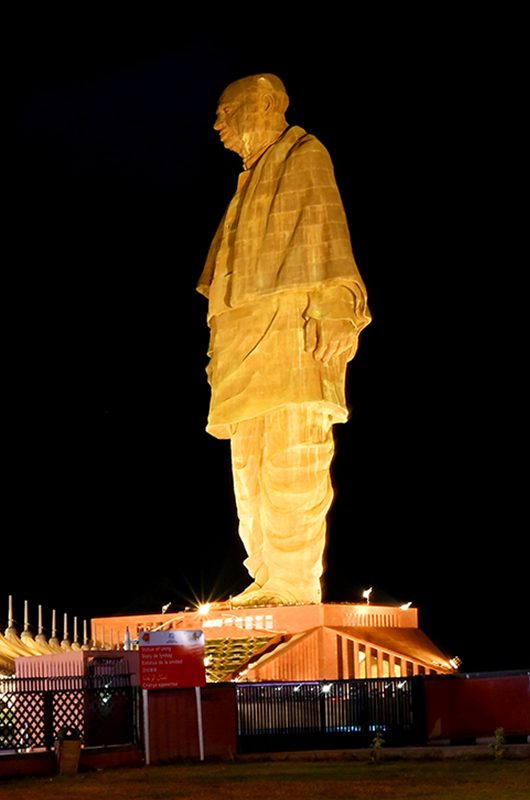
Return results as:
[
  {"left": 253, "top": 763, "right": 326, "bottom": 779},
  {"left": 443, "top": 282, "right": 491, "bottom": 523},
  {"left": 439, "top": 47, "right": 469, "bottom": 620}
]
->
[{"left": 197, "top": 74, "right": 371, "bottom": 606}]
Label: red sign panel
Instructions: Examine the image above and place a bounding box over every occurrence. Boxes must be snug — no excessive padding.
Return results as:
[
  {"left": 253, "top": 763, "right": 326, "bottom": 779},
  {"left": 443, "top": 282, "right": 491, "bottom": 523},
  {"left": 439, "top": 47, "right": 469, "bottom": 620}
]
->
[{"left": 139, "top": 629, "right": 206, "bottom": 689}]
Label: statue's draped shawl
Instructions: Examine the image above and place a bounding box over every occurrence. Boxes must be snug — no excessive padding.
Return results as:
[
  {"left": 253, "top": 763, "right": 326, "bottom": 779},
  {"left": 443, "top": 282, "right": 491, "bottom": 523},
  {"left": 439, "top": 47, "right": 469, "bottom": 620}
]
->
[
  {"left": 197, "top": 126, "right": 371, "bottom": 332},
  {"left": 198, "top": 125, "right": 371, "bottom": 438}
]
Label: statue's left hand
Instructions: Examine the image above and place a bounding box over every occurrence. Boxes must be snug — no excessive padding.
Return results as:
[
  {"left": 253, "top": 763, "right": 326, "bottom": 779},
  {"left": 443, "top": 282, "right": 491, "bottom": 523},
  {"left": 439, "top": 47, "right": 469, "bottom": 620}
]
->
[{"left": 304, "top": 318, "right": 358, "bottom": 364}]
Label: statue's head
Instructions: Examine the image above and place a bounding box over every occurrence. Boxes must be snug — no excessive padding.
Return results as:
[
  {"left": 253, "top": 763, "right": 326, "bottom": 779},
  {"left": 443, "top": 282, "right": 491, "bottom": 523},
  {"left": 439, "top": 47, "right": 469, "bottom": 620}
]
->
[{"left": 214, "top": 74, "right": 289, "bottom": 161}]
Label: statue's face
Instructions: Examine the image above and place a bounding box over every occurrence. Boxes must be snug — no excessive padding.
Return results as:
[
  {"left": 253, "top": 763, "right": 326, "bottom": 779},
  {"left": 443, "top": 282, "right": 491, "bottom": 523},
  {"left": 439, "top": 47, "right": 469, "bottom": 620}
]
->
[{"left": 214, "top": 81, "right": 264, "bottom": 158}]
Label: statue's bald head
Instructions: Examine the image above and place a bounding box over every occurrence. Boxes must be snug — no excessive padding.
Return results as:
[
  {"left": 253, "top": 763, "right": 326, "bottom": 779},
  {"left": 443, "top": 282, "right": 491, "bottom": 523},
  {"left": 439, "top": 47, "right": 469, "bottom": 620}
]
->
[
  {"left": 224, "top": 74, "right": 289, "bottom": 115},
  {"left": 214, "top": 74, "right": 290, "bottom": 164}
]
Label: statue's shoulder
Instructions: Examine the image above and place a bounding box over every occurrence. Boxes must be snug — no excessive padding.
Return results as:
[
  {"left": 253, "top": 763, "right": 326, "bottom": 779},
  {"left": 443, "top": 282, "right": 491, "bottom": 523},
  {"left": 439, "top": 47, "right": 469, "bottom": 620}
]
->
[
  {"left": 283, "top": 127, "right": 333, "bottom": 169},
  {"left": 284, "top": 126, "right": 326, "bottom": 151},
  {"left": 261, "top": 127, "right": 333, "bottom": 183}
]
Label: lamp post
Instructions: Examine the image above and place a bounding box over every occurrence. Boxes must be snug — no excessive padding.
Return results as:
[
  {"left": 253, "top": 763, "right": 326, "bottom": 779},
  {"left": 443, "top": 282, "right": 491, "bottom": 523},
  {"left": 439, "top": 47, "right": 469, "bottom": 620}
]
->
[{"left": 362, "top": 587, "right": 373, "bottom": 605}]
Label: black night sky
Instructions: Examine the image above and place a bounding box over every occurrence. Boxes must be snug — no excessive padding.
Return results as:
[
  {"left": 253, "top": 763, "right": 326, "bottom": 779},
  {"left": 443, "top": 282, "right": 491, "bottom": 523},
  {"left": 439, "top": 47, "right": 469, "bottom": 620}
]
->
[{"left": 5, "top": 13, "right": 527, "bottom": 673}]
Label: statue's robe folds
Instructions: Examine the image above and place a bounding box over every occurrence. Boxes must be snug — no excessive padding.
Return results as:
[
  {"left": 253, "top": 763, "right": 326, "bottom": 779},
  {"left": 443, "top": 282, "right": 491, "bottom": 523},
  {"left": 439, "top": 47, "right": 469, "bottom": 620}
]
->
[{"left": 197, "top": 125, "right": 371, "bottom": 604}]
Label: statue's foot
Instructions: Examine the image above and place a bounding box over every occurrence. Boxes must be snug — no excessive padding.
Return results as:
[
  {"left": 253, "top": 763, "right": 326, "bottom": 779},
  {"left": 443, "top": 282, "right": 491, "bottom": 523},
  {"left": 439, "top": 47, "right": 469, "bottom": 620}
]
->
[
  {"left": 231, "top": 582, "right": 262, "bottom": 603},
  {"left": 231, "top": 579, "right": 319, "bottom": 608},
  {"left": 231, "top": 588, "right": 292, "bottom": 607},
  {"left": 230, "top": 566, "right": 269, "bottom": 604}
]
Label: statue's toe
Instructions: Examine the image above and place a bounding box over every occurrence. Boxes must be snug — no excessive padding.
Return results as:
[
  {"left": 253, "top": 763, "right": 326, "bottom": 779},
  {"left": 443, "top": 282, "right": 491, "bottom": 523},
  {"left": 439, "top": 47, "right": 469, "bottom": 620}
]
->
[{"left": 231, "top": 589, "right": 292, "bottom": 607}]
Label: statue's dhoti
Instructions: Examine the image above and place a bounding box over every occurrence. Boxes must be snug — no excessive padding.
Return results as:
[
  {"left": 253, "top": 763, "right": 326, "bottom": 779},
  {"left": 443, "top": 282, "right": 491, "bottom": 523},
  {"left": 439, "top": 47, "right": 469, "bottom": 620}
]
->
[
  {"left": 205, "top": 293, "right": 351, "bottom": 606},
  {"left": 231, "top": 404, "right": 334, "bottom": 604}
]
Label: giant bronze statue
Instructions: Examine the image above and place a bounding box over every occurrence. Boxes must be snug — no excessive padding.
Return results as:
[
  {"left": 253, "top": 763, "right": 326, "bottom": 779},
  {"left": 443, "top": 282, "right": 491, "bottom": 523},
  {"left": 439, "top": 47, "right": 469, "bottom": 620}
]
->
[{"left": 197, "top": 74, "right": 371, "bottom": 607}]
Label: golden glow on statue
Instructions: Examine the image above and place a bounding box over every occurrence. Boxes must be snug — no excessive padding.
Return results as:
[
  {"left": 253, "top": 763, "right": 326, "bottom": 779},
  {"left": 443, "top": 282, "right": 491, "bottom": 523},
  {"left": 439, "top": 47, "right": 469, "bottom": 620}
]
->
[{"left": 198, "top": 74, "right": 371, "bottom": 607}]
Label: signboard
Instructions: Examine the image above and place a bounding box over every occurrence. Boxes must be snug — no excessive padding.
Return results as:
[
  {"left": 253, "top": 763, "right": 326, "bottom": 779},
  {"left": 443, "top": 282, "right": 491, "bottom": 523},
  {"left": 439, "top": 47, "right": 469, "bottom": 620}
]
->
[{"left": 138, "top": 629, "right": 206, "bottom": 689}]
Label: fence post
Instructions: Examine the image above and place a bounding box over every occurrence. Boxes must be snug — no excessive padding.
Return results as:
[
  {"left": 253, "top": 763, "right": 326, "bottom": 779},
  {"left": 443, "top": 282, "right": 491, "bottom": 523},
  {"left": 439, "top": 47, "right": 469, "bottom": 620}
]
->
[
  {"left": 411, "top": 676, "right": 427, "bottom": 745},
  {"left": 319, "top": 689, "right": 327, "bottom": 734},
  {"left": 359, "top": 680, "right": 370, "bottom": 745},
  {"left": 43, "top": 691, "right": 54, "bottom": 750}
]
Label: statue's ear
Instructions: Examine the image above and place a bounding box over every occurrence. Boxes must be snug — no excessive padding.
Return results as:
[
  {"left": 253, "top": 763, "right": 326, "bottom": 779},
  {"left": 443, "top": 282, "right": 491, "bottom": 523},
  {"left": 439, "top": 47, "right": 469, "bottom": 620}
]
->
[{"left": 261, "top": 93, "right": 275, "bottom": 114}]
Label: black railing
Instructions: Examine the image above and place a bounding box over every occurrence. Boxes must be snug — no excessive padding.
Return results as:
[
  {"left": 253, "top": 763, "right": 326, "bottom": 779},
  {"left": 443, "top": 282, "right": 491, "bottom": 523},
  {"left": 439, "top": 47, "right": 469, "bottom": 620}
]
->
[
  {"left": 2, "top": 675, "right": 428, "bottom": 755},
  {"left": 236, "top": 678, "right": 426, "bottom": 752},
  {"left": 0, "top": 675, "right": 141, "bottom": 752}
]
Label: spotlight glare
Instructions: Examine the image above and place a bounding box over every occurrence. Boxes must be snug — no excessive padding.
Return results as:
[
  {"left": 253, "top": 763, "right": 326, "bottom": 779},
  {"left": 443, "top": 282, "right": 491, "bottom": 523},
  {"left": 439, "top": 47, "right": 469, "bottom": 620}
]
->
[{"left": 197, "top": 603, "right": 211, "bottom": 616}]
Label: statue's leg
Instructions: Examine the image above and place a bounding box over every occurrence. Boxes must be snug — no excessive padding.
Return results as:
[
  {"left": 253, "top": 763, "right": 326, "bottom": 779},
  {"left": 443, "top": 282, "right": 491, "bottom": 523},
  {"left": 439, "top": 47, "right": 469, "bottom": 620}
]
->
[
  {"left": 230, "top": 416, "right": 269, "bottom": 594},
  {"left": 232, "top": 404, "right": 334, "bottom": 606}
]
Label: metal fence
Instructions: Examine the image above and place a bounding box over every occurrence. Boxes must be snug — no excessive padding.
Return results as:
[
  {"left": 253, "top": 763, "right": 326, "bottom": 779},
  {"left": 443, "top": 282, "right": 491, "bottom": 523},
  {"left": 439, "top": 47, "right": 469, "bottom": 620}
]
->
[
  {"left": 2, "top": 675, "right": 428, "bottom": 755},
  {"left": 0, "top": 675, "right": 141, "bottom": 752},
  {"left": 237, "top": 678, "right": 426, "bottom": 752}
]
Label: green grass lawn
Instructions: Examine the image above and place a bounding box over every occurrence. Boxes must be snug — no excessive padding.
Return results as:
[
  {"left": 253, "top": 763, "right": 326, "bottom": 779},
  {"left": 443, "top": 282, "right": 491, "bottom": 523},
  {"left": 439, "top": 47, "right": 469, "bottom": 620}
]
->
[{"left": 1, "top": 759, "right": 529, "bottom": 799}]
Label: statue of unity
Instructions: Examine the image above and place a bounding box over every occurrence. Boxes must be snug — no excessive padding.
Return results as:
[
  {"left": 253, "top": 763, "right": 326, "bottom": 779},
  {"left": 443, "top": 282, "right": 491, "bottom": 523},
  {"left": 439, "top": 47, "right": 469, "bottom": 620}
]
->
[{"left": 197, "top": 74, "right": 371, "bottom": 607}]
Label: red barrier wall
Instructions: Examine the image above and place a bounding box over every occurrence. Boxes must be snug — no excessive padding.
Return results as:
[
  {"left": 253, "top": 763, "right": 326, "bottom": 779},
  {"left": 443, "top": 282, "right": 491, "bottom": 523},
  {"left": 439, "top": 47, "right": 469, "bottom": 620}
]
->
[
  {"left": 0, "top": 751, "right": 55, "bottom": 779},
  {"left": 0, "top": 746, "right": 143, "bottom": 779},
  {"left": 146, "top": 684, "right": 237, "bottom": 763},
  {"left": 425, "top": 673, "right": 530, "bottom": 740}
]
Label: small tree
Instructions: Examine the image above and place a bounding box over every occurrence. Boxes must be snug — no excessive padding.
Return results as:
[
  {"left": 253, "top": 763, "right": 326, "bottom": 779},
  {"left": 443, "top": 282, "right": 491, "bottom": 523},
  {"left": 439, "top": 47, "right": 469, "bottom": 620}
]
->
[
  {"left": 491, "top": 727, "right": 506, "bottom": 760},
  {"left": 370, "top": 730, "right": 385, "bottom": 762}
]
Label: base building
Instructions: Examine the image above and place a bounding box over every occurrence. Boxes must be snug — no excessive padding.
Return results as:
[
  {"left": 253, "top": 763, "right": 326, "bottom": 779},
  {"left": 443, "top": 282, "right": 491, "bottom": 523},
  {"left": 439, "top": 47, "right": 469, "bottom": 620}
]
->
[{"left": 91, "top": 602, "right": 455, "bottom": 682}]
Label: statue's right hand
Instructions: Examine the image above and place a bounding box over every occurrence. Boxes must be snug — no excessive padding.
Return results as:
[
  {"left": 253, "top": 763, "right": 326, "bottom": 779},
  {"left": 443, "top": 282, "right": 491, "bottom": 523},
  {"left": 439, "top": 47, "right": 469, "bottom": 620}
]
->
[{"left": 304, "top": 317, "right": 358, "bottom": 364}]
